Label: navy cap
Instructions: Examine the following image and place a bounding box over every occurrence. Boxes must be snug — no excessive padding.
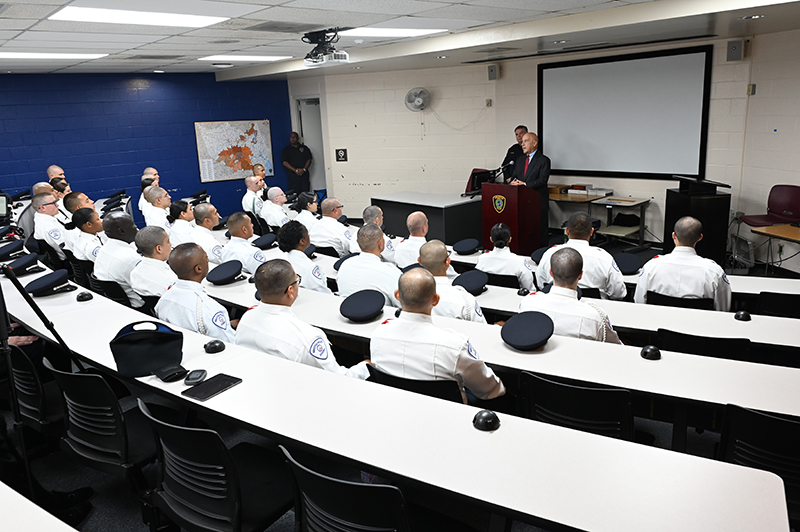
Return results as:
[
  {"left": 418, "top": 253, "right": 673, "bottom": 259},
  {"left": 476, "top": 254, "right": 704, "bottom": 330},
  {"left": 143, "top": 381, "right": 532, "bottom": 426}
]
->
[
  {"left": 501, "top": 311, "right": 554, "bottom": 351},
  {"left": 252, "top": 234, "right": 276, "bottom": 250},
  {"left": 25, "top": 269, "right": 76, "bottom": 297},
  {"left": 531, "top": 246, "right": 549, "bottom": 264},
  {"left": 206, "top": 260, "right": 245, "bottom": 285},
  {"left": 0, "top": 240, "right": 25, "bottom": 261},
  {"left": 100, "top": 207, "right": 122, "bottom": 218},
  {"left": 0, "top": 225, "right": 11, "bottom": 238},
  {"left": 4, "top": 253, "right": 42, "bottom": 277},
  {"left": 613, "top": 252, "right": 642, "bottom": 275},
  {"left": 340, "top": 289, "right": 385, "bottom": 323},
  {"left": 337, "top": 215, "right": 349, "bottom": 226},
  {"left": 224, "top": 230, "right": 231, "bottom": 239},
  {"left": 304, "top": 244, "right": 316, "bottom": 258},
  {"left": 101, "top": 196, "right": 122, "bottom": 211},
  {"left": 401, "top": 262, "right": 424, "bottom": 274},
  {"left": 334, "top": 252, "right": 359, "bottom": 271},
  {"left": 453, "top": 270, "right": 488, "bottom": 296},
  {"left": 453, "top": 238, "right": 480, "bottom": 255}
]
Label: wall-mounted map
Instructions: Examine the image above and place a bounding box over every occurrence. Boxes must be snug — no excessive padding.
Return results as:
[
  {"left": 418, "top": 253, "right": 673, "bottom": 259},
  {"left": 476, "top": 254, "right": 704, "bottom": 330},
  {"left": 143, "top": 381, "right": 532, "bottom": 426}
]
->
[{"left": 194, "top": 120, "right": 274, "bottom": 183}]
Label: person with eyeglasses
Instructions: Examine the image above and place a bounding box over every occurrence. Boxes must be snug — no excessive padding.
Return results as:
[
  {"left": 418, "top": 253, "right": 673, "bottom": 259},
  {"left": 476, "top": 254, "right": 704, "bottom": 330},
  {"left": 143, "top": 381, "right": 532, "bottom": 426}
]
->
[
  {"left": 309, "top": 198, "right": 357, "bottom": 257},
  {"left": 31, "top": 192, "right": 70, "bottom": 261},
  {"left": 259, "top": 186, "right": 290, "bottom": 229},
  {"left": 236, "top": 259, "right": 370, "bottom": 379},
  {"left": 418, "top": 240, "right": 486, "bottom": 323},
  {"left": 337, "top": 224, "right": 402, "bottom": 308},
  {"left": 156, "top": 243, "right": 236, "bottom": 343},
  {"left": 143, "top": 185, "right": 172, "bottom": 232}
]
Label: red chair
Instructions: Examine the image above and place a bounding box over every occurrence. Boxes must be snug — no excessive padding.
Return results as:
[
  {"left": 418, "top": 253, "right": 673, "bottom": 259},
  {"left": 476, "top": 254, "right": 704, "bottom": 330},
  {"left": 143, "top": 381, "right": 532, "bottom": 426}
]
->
[{"left": 740, "top": 184, "right": 800, "bottom": 227}]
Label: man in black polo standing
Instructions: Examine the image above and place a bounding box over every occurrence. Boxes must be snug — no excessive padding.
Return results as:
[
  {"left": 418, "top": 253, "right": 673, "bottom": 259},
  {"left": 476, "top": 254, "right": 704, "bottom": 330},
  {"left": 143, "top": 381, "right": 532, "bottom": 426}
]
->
[
  {"left": 282, "top": 131, "right": 312, "bottom": 194},
  {"left": 501, "top": 125, "right": 527, "bottom": 183}
]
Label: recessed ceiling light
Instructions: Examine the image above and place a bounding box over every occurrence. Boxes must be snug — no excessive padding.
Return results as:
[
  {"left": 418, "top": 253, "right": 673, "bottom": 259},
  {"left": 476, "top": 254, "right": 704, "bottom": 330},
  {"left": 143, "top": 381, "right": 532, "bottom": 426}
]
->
[
  {"left": 0, "top": 52, "right": 108, "bottom": 59},
  {"left": 738, "top": 14, "right": 765, "bottom": 20},
  {"left": 208, "top": 40, "right": 239, "bottom": 44},
  {"left": 200, "top": 55, "right": 292, "bottom": 62},
  {"left": 552, "top": 40, "right": 569, "bottom": 44},
  {"left": 437, "top": 55, "right": 448, "bottom": 59},
  {"left": 153, "top": 70, "right": 164, "bottom": 73},
  {"left": 341, "top": 28, "right": 447, "bottom": 38},
  {"left": 49, "top": 6, "right": 227, "bottom": 28},
  {"left": 212, "top": 63, "right": 233, "bottom": 68},
  {"left": 352, "top": 66, "right": 362, "bottom": 69}
]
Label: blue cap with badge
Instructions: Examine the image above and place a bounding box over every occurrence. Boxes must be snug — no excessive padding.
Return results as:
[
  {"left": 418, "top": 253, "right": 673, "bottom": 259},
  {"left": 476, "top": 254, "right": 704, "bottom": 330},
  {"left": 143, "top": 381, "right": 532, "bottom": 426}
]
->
[
  {"left": 453, "top": 269, "right": 488, "bottom": 296},
  {"left": 252, "top": 233, "right": 277, "bottom": 250},
  {"left": 453, "top": 238, "right": 481, "bottom": 255},
  {"left": 24, "top": 269, "right": 77, "bottom": 297},
  {"left": 0, "top": 240, "right": 25, "bottom": 261},
  {"left": 4, "top": 253, "right": 44, "bottom": 277},
  {"left": 340, "top": 289, "right": 385, "bottom": 322},
  {"left": 501, "top": 311, "right": 554, "bottom": 351},
  {"left": 334, "top": 252, "right": 359, "bottom": 271},
  {"left": 206, "top": 260, "right": 246, "bottom": 285}
]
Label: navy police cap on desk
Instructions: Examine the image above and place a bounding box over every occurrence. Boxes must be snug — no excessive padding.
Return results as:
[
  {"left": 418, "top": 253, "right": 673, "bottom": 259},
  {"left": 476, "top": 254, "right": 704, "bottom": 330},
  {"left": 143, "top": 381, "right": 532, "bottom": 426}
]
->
[
  {"left": 4, "top": 253, "right": 44, "bottom": 277},
  {"left": 501, "top": 311, "right": 554, "bottom": 351},
  {"left": 206, "top": 260, "right": 246, "bottom": 285},
  {"left": 252, "top": 234, "right": 276, "bottom": 250},
  {"left": 453, "top": 270, "right": 488, "bottom": 296},
  {"left": 340, "top": 289, "right": 385, "bottom": 323},
  {"left": 24, "top": 269, "right": 77, "bottom": 297},
  {"left": 0, "top": 239, "right": 25, "bottom": 261}
]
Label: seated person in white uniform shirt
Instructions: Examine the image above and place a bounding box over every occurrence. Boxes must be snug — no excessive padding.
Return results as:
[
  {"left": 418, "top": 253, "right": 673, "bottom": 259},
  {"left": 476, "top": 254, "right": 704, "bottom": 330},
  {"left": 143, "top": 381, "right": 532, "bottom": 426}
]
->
[
  {"left": 241, "top": 173, "right": 265, "bottom": 216},
  {"left": 138, "top": 177, "right": 156, "bottom": 215},
  {"left": 167, "top": 200, "right": 195, "bottom": 247},
  {"left": 394, "top": 211, "right": 457, "bottom": 278},
  {"left": 370, "top": 268, "right": 506, "bottom": 404},
  {"left": 93, "top": 212, "right": 144, "bottom": 308},
  {"left": 130, "top": 226, "right": 177, "bottom": 297},
  {"left": 69, "top": 208, "right": 106, "bottom": 262},
  {"left": 362, "top": 205, "right": 396, "bottom": 264},
  {"left": 259, "top": 187, "right": 291, "bottom": 229},
  {"left": 50, "top": 178, "right": 73, "bottom": 224},
  {"left": 190, "top": 203, "right": 224, "bottom": 265},
  {"left": 63, "top": 191, "right": 95, "bottom": 216},
  {"left": 520, "top": 248, "right": 621, "bottom": 343},
  {"left": 536, "top": 212, "right": 626, "bottom": 299},
  {"left": 156, "top": 243, "right": 236, "bottom": 343},
  {"left": 309, "top": 198, "right": 357, "bottom": 257},
  {"left": 277, "top": 221, "right": 332, "bottom": 294},
  {"left": 337, "top": 224, "right": 402, "bottom": 308},
  {"left": 290, "top": 192, "right": 319, "bottom": 232},
  {"left": 143, "top": 186, "right": 172, "bottom": 231},
  {"left": 31, "top": 192, "right": 69, "bottom": 261},
  {"left": 220, "top": 212, "right": 267, "bottom": 274},
  {"left": 634, "top": 216, "right": 731, "bottom": 311},
  {"left": 476, "top": 223, "right": 535, "bottom": 291},
  {"left": 236, "top": 259, "right": 369, "bottom": 379},
  {"left": 419, "top": 240, "right": 486, "bottom": 323}
]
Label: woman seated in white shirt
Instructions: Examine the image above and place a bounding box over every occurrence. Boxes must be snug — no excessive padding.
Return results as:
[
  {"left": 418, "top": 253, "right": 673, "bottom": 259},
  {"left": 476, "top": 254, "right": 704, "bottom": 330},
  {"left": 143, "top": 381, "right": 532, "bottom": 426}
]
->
[
  {"left": 475, "top": 222, "right": 535, "bottom": 291},
  {"left": 167, "top": 200, "right": 195, "bottom": 247},
  {"left": 290, "top": 192, "right": 320, "bottom": 231}
]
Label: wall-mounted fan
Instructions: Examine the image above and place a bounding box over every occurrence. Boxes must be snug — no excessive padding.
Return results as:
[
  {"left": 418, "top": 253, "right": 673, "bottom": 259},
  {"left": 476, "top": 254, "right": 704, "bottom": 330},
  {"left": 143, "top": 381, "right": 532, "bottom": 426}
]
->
[{"left": 404, "top": 87, "right": 431, "bottom": 112}]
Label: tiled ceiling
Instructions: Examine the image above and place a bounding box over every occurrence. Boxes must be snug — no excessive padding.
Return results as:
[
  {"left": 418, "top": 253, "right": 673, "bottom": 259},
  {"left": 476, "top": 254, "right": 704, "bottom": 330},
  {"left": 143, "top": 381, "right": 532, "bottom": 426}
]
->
[{"left": 0, "top": 0, "right": 798, "bottom": 76}]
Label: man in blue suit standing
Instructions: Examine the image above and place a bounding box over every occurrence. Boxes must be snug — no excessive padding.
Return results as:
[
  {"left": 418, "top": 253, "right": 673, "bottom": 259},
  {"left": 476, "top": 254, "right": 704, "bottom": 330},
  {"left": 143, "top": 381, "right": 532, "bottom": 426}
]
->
[{"left": 510, "top": 132, "right": 551, "bottom": 247}]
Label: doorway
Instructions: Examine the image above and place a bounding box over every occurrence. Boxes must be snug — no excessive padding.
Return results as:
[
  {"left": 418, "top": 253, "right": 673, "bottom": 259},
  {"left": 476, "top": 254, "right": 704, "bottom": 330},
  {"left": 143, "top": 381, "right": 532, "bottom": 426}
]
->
[{"left": 296, "top": 98, "right": 326, "bottom": 196}]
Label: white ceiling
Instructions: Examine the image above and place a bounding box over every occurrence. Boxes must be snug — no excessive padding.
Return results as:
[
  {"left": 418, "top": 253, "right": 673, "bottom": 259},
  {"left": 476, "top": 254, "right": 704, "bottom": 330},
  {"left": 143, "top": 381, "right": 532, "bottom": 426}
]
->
[{"left": 0, "top": 0, "right": 798, "bottom": 77}]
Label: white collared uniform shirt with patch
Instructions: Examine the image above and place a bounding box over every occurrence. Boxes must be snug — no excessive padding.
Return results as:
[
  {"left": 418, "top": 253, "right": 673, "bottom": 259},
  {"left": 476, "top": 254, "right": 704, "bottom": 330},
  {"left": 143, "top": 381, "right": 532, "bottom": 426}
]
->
[
  {"left": 236, "top": 303, "right": 368, "bottom": 379},
  {"left": 358, "top": 235, "right": 396, "bottom": 265},
  {"left": 260, "top": 201, "right": 290, "bottom": 228},
  {"left": 519, "top": 286, "right": 621, "bottom": 343},
  {"left": 370, "top": 312, "right": 505, "bottom": 401},
  {"left": 221, "top": 236, "right": 267, "bottom": 274},
  {"left": 168, "top": 219, "right": 194, "bottom": 248},
  {"left": 242, "top": 189, "right": 264, "bottom": 216},
  {"left": 336, "top": 252, "right": 402, "bottom": 308},
  {"left": 94, "top": 238, "right": 144, "bottom": 308},
  {"left": 432, "top": 276, "right": 486, "bottom": 323},
  {"left": 295, "top": 210, "right": 319, "bottom": 232},
  {"left": 33, "top": 212, "right": 69, "bottom": 260},
  {"left": 633, "top": 246, "right": 731, "bottom": 311},
  {"left": 285, "top": 249, "right": 332, "bottom": 294},
  {"left": 536, "top": 240, "right": 627, "bottom": 299},
  {"left": 130, "top": 257, "right": 177, "bottom": 297},
  {"left": 309, "top": 216, "right": 356, "bottom": 257},
  {"left": 394, "top": 236, "right": 457, "bottom": 278},
  {"left": 156, "top": 279, "right": 235, "bottom": 342},
  {"left": 71, "top": 230, "right": 106, "bottom": 262},
  {"left": 190, "top": 226, "right": 224, "bottom": 265},
  {"left": 144, "top": 207, "right": 171, "bottom": 232},
  {"left": 476, "top": 246, "right": 535, "bottom": 291}
]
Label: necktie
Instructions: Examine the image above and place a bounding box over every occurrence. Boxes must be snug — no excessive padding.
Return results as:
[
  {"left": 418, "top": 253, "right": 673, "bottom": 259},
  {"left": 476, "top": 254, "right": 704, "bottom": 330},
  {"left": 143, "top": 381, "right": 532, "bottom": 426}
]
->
[{"left": 524, "top": 154, "right": 530, "bottom": 176}]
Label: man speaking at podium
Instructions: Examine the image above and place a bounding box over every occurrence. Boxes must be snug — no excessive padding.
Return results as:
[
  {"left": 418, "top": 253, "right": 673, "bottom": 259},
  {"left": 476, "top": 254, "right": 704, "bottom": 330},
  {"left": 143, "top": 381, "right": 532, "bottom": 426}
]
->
[{"left": 510, "top": 132, "right": 551, "bottom": 247}]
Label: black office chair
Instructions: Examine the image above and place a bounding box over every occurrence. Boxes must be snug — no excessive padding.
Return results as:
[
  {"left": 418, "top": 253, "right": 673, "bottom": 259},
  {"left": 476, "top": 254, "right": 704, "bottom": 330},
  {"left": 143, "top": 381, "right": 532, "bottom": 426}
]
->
[
  {"left": 245, "top": 211, "right": 268, "bottom": 236},
  {"left": 657, "top": 329, "right": 751, "bottom": 362},
  {"left": 718, "top": 404, "right": 800, "bottom": 528},
  {"left": 578, "top": 287, "right": 602, "bottom": 299},
  {"left": 483, "top": 271, "right": 520, "bottom": 289},
  {"left": 756, "top": 291, "right": 800, "bottom": 319},
  {"left": 646, "top": 290, "right": 714, "bottom": 310},
  {"left": 519, "top": 372, "right": 634, "bottom": 440},
  {"left": 137, "top": 294, "right": 160, "bottom": 317},
  {"left": 313, "top": 246, "right": 339, "bottom": 258},
  {"left": 138, "top": 400, "right": 293, "bottom": 532},
  {"left": 66, "top": 252, "right": 90, "bottom": 288},
  {"left": 92, "top": 274, "right": 131, "bottom": 307},
  {"left": 34, "top": 238, "right": 65, "bottom": 271},
  {"left": 367, "top": 364, "right": 464, "bottom": 404}
]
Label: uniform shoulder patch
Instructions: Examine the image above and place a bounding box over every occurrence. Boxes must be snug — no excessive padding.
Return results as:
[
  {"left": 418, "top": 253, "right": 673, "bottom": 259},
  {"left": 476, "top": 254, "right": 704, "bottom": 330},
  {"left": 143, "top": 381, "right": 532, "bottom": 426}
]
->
[
  {"left": 212, "top": 311, "right": 228, "bottom": 330},
  {"left": 474, "top": 301, "right": 483, "bottom": 318},
  {"left": 386, "top": 240, "right": 394, "bottom": 251},
  {"left": 254, "top": 250, "right": 266, "bottom": 263},
  {"left": 722, "top": 273, "right": 730, "bottom": 284},
  {"left": 611, "top": 260, "right": 620, "bottom": 272},
  {"left": 344, "top": 230, "right": 352, "bottom": 240},
  {"left": 309, "top": 337, "right": 328, "bottom": 360},
  {"left": 466, "top": 341, "right": 479, "bottom": 360},
  {"left": 92, "top": 246, "right": 100, "bottom": 257},
  {"left": 524, "top": 259, "right": 533, "bottom": 271},
  {"left": 312, "top": 265, "right": 324, "bottom": 280},
  {"left": 48, "top": 228, "right": 62, "bottom": 240},
  {"left": 212, "top": 245, "right": 222, "bottom": 258}
]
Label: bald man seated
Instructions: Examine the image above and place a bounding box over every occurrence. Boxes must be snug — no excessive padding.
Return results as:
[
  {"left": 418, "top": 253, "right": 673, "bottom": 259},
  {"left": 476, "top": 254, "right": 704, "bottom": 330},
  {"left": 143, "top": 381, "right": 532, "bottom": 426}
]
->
[
  {"left": 336, "top": 224, "right": 402, "bottom": 308},
  {"left": 520, "top": 248, "right": 621, "bottom": 343},
  {"left": 394, "top": 211, "right": 457, "bottom": 278},
  {"left": 130, "top": 226, "right": 177, "bottom": 297},
  {"left": 93, "top": 212, "right": 144, "bottom": 308},
  {"left": 138, "top": 169, "right": 159, "bottom": 214},
  {"left": 241, "top": 173, "right": 265, "bottom": 216},
  {"left": 236, "top": 259, "right": 370, "bottom": 379},
  {"left": 361, "top": 205, "right": 396, "bottom": 264},
  {"left": 156, "top": 243, "right": 236, "bottom": 342},
  {"left": 634, "top": 216, "right": 731, "bottom": 311},
  {"left": 190, "top": 203, "right": 224, "bottom": 265},
  {"left": 143, "top": 186, "right": 172, "bottom": 231},
  {"left": 370, "top": 268, "right": 505, "bottom": 404},
  {"left": 308, "top": 198, "right": 357, "bottom": 257},
  {"left": 419, "top": 240, "right": 486, "bottom": 323},
  {"left": 259, "top": 187, "right": 290, "bottom": 228},
  {"left": 220, "top": 212, "right": 267, "bottom": 274}
]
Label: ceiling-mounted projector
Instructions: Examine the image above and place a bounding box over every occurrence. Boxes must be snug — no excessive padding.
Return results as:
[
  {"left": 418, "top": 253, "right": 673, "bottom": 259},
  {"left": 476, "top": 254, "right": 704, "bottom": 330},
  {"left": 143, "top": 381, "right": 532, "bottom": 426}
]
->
[{"left": 303, "top": 27, "right": 350, "bottom": 67}]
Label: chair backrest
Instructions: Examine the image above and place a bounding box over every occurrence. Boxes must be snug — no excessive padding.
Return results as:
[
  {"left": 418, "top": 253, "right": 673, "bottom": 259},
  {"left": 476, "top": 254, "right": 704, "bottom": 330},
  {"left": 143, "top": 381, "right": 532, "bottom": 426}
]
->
[
  {"left": 138, "top": 295, "right": 160, "bottom": 317},
  {"left": 757, "top": 291, "right": 800, "bottom": 319},
  {"left": 67, "top": 255, "right": 89, "bottom": 288},
  {"left": 519, "top": 372, "right": 633, "bottom": 440},
  {"left": 657, "top": 329, "right": 751, "bottom": 362},
  {"left": 17, "top": 204, "right": 35, "bottom": 243},
  {"left": 95, "top": 276, "right": 131, "bottom": 307},
  {"left": 88, "top": 272, "right": 106, "bottom": 295},
  {"left": 484, "top": 272, "right": 520, "bottom": 289},
  {"left": 314, "top": 246, "right": 339, "bottom": 258},
  {"left": 646, "top": 290, "right": 714, "bottom": 310},
  {"left": 124, "top": 198, "right": 133, "bottom": 217},
  {"left": 280, "top": 445, "right": 412, "bottom": 532},
  {"left": 767, "top": 185, "right": 800, "bottom": 223},
  {"left": 367, "top": 364, "right": 464, "bottom": 404},
  {"left": 34, "top": 238, "right": 62, "bottom": 270},
  {"left": 719, "top": 404, "right": 800, "bottom": 525},
  {"left": 245, "top": 211, "right": 267, "bottom": 236},
  {"left": 8, "top": 346, "right": 55, "bottom": 427},
  {"left": 138, "top": 399, "right": 244, "bottom": 531},
  {"left": 578, "top": 287, "right": 602, "bottom": 299}
]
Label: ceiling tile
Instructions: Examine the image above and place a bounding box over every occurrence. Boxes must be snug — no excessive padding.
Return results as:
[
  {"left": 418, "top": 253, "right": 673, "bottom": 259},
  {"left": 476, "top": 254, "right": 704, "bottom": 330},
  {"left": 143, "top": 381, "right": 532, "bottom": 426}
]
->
[
  {"left": 415, "top": 5, "right": 545, "bottom": 22},
  {"left": 282, "top": 0, "right": 448, "bottom": 16},
  {"left": 28, "top": 19, "right": 186, "bottom": 34},
  {"left": 242, "top": 6, "right": 394, "bottom": 27},
  {"left": 14, "top": 30, "right": 163, "bottom": 43},
  {"left": 2, "top": 41, "right": 131, "bottom": 51},
  {"left": 184, "top": 28, "right": 296, "bottom": 40},
  {"left": 0, "top": 18, "right": 36, "bottom": 30},
  {"left": 1, "top": 3, "right": 61, "bottom": 18}
]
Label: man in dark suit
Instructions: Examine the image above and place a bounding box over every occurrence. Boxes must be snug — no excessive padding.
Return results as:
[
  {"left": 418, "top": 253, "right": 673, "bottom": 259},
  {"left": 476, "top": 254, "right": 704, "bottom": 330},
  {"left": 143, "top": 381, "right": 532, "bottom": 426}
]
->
[
  {"left": 510, "top": 132, "right": 550, "bottom": 247},
  {"left": 501, "top": 125, "right": 527, "bottom": 182}
]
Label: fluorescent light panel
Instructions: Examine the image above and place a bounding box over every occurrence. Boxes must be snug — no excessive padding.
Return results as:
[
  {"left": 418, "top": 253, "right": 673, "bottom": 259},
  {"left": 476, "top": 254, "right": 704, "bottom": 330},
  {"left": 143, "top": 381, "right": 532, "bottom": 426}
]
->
[
  {"left": 49, "top": 6, "right": 227, "bottom": 28},
  {"left": 340, "top": 28, "right": 447, "bottom": 38},
  {"left": 199, "top": 55, "right": 291, "bottom": 62},
  {"left": 0, "top": 52, "right": 108, "bottom": 59}
]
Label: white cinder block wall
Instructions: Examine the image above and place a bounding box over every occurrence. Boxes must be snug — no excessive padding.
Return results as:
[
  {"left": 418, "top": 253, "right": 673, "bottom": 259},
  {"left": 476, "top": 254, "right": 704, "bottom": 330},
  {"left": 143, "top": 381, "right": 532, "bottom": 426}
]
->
[{"left": 288, "top": 29, "right": 800, "bottom": 272}]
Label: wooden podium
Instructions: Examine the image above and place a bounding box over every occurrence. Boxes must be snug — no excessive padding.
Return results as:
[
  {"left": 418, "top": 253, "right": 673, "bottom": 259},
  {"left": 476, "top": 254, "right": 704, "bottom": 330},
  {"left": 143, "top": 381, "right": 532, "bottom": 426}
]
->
[{"left": 481, "top": 183, "right": 541, "bottom": 256}]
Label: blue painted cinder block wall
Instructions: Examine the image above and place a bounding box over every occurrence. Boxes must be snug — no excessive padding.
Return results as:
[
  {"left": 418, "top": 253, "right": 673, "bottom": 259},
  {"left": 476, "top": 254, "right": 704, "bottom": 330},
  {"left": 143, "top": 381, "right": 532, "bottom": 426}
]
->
[{"left": 0, "top": 73, "right": 291, "bottom": 223}]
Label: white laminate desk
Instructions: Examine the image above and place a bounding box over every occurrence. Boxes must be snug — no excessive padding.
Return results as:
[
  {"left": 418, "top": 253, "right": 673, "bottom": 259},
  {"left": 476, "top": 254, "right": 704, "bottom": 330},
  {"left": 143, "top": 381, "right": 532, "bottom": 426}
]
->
[{"left": 2, "top": 481, "right": 78, "bottom": 532}]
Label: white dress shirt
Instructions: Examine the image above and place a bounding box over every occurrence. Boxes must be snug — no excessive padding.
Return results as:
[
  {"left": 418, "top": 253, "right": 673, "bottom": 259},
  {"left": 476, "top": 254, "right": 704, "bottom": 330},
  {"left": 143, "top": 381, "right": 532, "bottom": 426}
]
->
[
  {"left": 260, "top": 201, "right": 290, "bottom": 228},
  {"left": 242, "top": 189, "right": 264, "bottom": 216},
  {"left": 190, "top": 226, "right": 224, "bottom": 265},
  {"left": 168, "top": 219, "right": 194, "bottom": 247},
  {"left": 94, "top": 238, "right": 144, "bottom": 308},
  {"left": 71, "top": 230, "right": 106, "bottom": 262},
  {"left": 634, "top": 246, "right": 732, "bottom": 311},
  {"left": 130, "top": 257, "right": 178, "bottom": 297},
  {"left": 393, "top": 235, "right": 426, "bottom": 269},
  {"left": 155, "top": 279, "right": 235, "bottom": 342},
  {"left": 476, "top": 246, "right": 536, "bottom": 291},
  {"left": 138, "top": 193, "right": 148, "bottom": 213},
  {"left": 432, "top": 276, "right": 486, "bottom": 323},
  {"left": 370, "top": 311, "right": 505, "bottom": 401},
  {"left": 309, "top": 216, "right": 356, "bottom": 257},
  {"left": 295, "top": 210, "right": 319, "bottom": 232},
  {"left": 536, "top": 240, "right": 627, "bottom": 299},
  {"left": 336, "top": 252, "right": 402, "bottom": 308},
  {"left": 33, "top": 212, "right": 68, "bottom": 260},
  {"left": 220, "top": 236, "right": 267, "bottom": 274},
  {"left": 358, "top": 235, "right": 397, "bottom": 265},
  {"left": 519, "top": 286, "right": 621, "bottom": 343},
  {"left": 56, "top": 199, "right": 71, "bottom": 224},
  {"left": 285, "top": 249, "right": 332, "bottom": 294},
  {"left": 236, "top": 303, "right": 369, "bottom": 379},
  {"left": 144, "top": 206, "right": 171, "bottom": 232}
]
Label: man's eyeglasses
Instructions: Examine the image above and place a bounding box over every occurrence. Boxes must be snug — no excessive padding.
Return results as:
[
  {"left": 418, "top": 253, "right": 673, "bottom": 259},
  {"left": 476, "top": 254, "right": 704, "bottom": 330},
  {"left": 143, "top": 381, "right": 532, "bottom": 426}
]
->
[
  {"left": 284, "top": 274, "right": 302, "bottom": 293},
  {"left": 336, "top": 204, "right": 344, "bottom": 209},
  {"left": 40, "top": 201, "right": 58, "bottom": 208},
  {"left": 446, "top": 250, "right": 451, "bottom": 257}
]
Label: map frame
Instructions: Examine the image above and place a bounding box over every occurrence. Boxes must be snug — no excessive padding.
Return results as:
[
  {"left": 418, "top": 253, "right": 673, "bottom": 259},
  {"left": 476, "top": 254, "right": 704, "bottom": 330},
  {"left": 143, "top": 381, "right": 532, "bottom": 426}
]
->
[{"left": 194, "top": 119, "right": 275, "bottom": 184}]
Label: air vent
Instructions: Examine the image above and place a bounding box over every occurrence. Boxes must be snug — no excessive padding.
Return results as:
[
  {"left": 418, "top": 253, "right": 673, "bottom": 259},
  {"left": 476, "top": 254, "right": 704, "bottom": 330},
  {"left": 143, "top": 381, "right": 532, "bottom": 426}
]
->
[
  {"left": 208, "top": 40, "right": 239, "bottom": 44},
  {"left": 125, "top": 55, "right": 183, "bottom": 60},
  {"left": 246, "top": 21, "right": 322, "bottom": 34},
  {"left": 475, "top": 47, "right": 519, "bottom": 54}
]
